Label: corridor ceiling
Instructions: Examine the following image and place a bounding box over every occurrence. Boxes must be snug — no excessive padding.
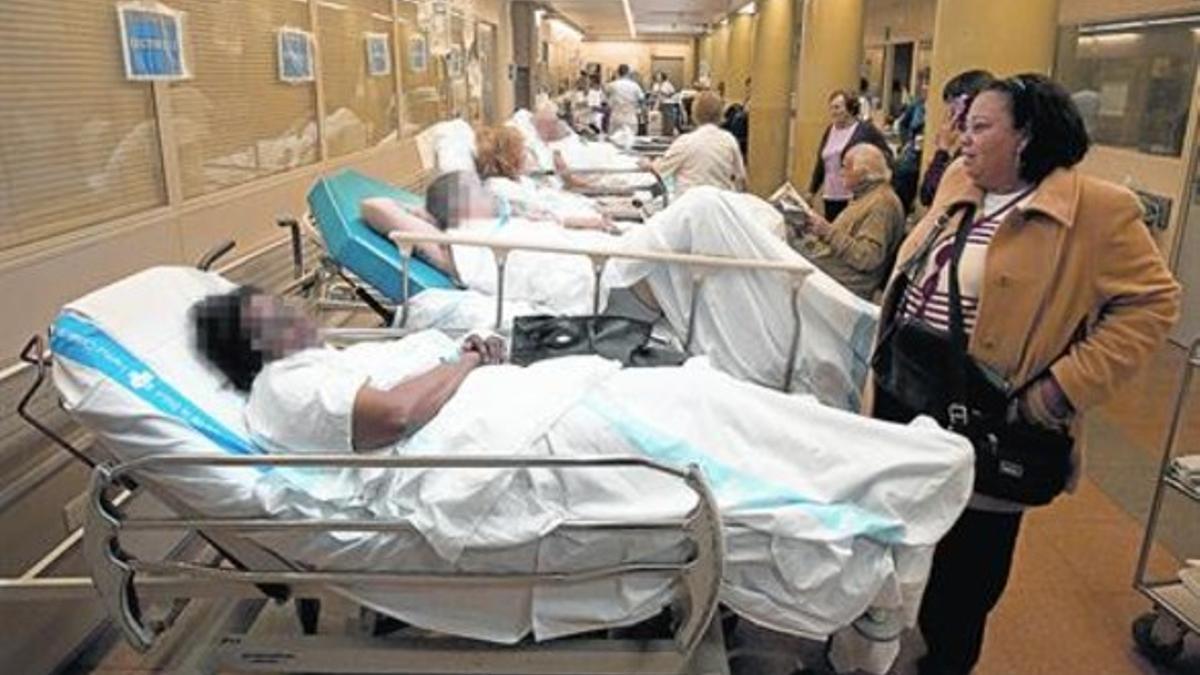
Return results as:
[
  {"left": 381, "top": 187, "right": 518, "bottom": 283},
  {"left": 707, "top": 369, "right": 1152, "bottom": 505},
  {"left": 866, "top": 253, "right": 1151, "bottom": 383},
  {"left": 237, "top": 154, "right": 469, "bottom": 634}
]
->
[{"left": 544, "top": 0, "right": 738, "bottom": 39}]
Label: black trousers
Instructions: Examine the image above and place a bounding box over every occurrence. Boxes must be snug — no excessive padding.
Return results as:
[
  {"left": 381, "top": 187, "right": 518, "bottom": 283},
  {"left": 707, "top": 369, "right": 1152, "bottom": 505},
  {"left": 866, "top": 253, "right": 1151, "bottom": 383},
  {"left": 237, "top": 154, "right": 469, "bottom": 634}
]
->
[
  {"left": 917, "top": 507, "right": 1023, "bottom": 675},
  {"left": 822, "top": 198, "right": 849, "bottom": 222}
]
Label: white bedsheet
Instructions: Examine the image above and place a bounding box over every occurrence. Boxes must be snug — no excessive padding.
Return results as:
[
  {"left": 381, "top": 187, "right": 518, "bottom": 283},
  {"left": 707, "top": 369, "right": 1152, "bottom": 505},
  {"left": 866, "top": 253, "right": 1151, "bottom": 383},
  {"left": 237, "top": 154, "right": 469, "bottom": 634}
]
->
[
  {"left": 443, "top": 188, "right": 878, "bottom": 410},
  {"left": 606, "top": 187, "right": 880, "bottom": 410}
]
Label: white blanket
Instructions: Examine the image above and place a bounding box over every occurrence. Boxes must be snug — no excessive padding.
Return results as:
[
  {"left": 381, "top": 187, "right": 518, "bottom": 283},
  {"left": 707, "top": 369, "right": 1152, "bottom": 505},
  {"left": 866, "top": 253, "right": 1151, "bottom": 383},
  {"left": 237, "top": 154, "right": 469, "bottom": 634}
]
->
[
  {"left": 605, "top": 187, "right": 880, "bottom": 410},
  {"left": 449, "top": 216, "right": 615, "bottom": 316},
  {"left": 444, "top": 188, "right": 879, "bottom": 410},
  {"left": 261, "top": 354, "right": 973, "bottom": 642}
]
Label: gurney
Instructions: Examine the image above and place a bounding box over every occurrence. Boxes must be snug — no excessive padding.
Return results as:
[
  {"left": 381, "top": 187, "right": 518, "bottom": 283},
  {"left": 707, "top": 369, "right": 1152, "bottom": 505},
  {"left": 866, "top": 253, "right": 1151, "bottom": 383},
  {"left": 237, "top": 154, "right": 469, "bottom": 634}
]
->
[
  {"left": 432, "top": 116, "right": 671, "bottom": 202},
  {"left": 302, "top": 179, "right": 878, "bottom": 409},
  {"left": 4, "top": 265, "right": 973, "bottom": 675},
  {"left": 2, "top": 266, "right": 727, "bottom": 674}
]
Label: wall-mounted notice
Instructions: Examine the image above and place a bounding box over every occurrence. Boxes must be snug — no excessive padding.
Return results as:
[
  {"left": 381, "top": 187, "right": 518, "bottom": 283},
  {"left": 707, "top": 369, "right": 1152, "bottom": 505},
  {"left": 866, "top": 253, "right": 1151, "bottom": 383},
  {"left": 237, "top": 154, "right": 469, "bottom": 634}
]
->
[
  {"left": 278, "top": 28, "right": 315, "bottom": 83},
  {"left": 366, "top": 32, "right": 391, "bottom": 76},
  {"left": 409, "top": 35, "right": 428, "bottom": 72},
  {"left": 117, "top": 2, "right": 189, "bottom": 81}
]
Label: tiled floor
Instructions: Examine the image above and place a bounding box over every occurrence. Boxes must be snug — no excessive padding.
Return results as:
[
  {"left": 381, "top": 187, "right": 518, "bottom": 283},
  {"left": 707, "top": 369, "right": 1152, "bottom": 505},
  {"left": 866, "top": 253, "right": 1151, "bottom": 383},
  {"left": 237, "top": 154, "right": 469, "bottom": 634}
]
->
[{"left": 64, "top": 343, "right": 1200, "bottom": 674}]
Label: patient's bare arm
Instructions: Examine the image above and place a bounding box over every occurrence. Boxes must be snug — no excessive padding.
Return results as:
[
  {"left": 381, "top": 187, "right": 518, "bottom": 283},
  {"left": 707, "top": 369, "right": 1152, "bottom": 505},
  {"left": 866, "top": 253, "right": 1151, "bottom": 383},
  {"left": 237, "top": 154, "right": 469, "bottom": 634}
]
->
[
  {"left": 360, "top": 197, "right": 457, "bottom": 275},
  {"left": 350, "top": 335, "right": 505, "bottom": 450}
]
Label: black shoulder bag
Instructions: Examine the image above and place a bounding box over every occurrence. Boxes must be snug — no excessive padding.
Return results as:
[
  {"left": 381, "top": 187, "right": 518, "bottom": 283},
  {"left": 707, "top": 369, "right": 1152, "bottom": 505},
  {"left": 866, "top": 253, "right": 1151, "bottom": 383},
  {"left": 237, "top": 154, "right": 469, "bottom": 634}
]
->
[
  {"left": 871, "top": 200, "right": 1072, "bottom": 506},
  {"left": 510, "top": 315, "right": 688, "bottom": 368}
]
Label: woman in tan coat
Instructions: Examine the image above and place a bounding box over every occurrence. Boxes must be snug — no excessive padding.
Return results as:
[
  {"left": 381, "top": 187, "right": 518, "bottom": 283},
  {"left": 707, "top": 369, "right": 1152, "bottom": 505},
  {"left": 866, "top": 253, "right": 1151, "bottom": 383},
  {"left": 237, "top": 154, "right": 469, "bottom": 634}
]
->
[{"left": 867, "top": 74, "right": 1180, "bottom": 674}]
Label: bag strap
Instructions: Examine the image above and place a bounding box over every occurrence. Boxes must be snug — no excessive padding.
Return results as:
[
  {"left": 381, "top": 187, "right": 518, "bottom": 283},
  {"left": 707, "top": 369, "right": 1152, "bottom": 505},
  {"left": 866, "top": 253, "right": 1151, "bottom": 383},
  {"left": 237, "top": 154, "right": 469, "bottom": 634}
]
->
[
  {"left": 945, "top": 203, "right": 977, "bottom": 426},
  {"left": 874, "top": 202, "right": 971, "bottom": 355},
  {"left": 945, "top": 187, "right": 1037, "bottom": 424}
]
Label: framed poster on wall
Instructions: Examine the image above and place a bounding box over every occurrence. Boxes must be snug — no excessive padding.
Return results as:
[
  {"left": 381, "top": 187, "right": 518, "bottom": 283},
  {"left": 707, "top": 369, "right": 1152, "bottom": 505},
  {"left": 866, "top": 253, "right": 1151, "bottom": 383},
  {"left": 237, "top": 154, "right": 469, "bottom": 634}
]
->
[
  {"left": 278, "top": 27, "right": 314, "bottom": 83},
  {"left": 365, "top": 32, "right": 391, "bottom": 76},
  {"left": 116, "top": 1, "right": 189, "bottom": 81}
]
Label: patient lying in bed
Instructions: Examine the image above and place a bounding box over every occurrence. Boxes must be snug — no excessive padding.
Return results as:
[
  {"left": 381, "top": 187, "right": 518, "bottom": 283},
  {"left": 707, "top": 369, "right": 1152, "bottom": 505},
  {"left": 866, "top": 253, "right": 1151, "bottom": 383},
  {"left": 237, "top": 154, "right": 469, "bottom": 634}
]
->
[
  {"left": 474, "top": 125, "right": 617, "bottom": 232},
  {"left": 361, "top": 170, "right": 880, "bottom": 410},
  {"left": 191, "top": 284, "right": 973, "bottom": 648}
]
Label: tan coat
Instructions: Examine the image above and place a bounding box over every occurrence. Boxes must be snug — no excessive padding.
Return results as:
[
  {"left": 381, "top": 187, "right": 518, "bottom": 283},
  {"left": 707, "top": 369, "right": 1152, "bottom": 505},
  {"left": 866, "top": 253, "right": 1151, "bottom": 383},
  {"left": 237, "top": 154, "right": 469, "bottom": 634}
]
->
[{"left": 865, "top": 159, "right": 1181, "bottom": 490}]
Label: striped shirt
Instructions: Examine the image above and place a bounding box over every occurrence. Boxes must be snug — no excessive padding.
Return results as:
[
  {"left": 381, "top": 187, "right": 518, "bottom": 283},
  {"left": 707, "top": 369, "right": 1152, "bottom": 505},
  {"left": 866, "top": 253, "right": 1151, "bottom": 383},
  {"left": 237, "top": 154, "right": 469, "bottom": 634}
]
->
[{"left": 901, "top": 189, "right": 1032, "bottom": 334}]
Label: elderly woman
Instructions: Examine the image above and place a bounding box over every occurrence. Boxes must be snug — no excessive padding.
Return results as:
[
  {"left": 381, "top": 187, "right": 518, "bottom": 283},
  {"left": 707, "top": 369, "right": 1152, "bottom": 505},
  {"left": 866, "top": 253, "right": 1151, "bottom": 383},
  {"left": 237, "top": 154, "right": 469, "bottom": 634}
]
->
[
  {"left": 808, "top": 90, "right": 892, "bottom": 221},
  {"left": 867, "top": 74, "right": 1180, "bottom": 675},
  {"left": 792, "top": 143, "right": 904, "bottom": 301},
  {"left": 641, "top": 91, "right": 746, "bottom": 195},
  {"left": 474, "top": 125, "right": 612, "bottom": 231}
]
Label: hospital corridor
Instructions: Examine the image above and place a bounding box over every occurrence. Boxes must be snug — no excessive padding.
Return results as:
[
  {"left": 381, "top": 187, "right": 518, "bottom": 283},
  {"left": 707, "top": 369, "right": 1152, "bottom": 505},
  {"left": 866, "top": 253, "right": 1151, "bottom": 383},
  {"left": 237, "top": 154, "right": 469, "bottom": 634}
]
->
[{"left": 3, "top": 1, "right": 1200, "bottom": 674}]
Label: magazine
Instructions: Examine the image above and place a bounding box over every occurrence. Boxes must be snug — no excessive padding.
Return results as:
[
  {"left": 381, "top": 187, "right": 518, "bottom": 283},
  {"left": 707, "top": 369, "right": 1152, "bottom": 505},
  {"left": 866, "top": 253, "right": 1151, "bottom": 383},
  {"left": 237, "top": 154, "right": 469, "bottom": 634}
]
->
[{"left": 768, "top": 182, "right": 817, "bottom": 234}]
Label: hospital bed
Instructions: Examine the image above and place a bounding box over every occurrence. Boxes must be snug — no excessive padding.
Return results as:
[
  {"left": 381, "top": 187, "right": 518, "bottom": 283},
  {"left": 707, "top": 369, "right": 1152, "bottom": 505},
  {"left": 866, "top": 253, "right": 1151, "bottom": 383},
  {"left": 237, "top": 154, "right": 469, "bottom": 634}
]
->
[
  {"left": 297, "top": 171, "right": 817, "bottom": 392},
  {"left": 1, "top": 238, "right": 974, "bottom": 674},
  {"left": 434, "top": 116, "right": 671, "bottom": 204},
  {"left": 297, "top": 173, "right": 885, "bottom": 414},
  {"left": 2, "top": 264, "right": 730, "bottom": 674}
]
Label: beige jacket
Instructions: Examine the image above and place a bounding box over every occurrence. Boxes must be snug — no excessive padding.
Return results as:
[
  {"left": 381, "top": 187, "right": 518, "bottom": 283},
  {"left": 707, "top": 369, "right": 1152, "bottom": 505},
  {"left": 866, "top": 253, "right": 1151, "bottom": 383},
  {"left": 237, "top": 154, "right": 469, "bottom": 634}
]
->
[{"left": 865, "top": 159, "right": 1181, "bottom": 492}]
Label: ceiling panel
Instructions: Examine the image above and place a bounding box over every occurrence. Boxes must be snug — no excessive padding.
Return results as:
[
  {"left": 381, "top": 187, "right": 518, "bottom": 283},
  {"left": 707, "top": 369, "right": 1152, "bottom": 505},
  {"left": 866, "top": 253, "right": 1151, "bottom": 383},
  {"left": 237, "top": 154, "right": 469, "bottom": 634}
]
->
[{"left": 546, "top": 0, "right": 737, "bottom": 38}]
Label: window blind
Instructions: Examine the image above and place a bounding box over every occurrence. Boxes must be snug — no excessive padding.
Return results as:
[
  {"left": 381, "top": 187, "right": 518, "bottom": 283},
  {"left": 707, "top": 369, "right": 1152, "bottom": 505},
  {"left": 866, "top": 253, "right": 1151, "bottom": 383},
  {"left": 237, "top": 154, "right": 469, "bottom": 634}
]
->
[
  {"left": 169, "top": 0, "right": 320, "bottom": 199},
  {"left": 0, "top": 1, "right": 167, "bottom": 251},
  {"left": 319, "top": 0, "right": 398, "bottom": 157},
  {"left": 397, "top": 0, "right": 442, "bottom": 134}
]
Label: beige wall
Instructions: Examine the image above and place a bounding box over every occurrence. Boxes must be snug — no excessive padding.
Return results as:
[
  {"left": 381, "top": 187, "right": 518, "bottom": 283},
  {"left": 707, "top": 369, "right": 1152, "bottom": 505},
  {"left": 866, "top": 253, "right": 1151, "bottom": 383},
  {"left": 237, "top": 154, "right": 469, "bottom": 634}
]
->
[
  {"left": 477, "top": 0, "right": 515, "bottom": 117},
  {"left": 863, "top": 0, "right": 936, "bottom": 45},
  {"left": 577, "top": 40, "right": 696, "bottom": 86},
  {"left": 726, "top": 13, "right": 757, "bottom": 102},
  {"left": 542, "top": 16, "right": 584, "bottom": 93},
  {"left": 791, "top": 0, "right": 866, "bottom": 188},
  {"left": 0, "top": 139, "right": 430, "bottom": 365}
]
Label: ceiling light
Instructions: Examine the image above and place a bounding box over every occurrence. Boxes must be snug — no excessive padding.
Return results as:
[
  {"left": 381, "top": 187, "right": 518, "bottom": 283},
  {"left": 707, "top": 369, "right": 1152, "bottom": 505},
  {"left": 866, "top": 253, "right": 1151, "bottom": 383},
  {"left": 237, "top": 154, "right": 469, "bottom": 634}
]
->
[{"left": 1080, "top": 13, "right": 1200, "bottom": 35}]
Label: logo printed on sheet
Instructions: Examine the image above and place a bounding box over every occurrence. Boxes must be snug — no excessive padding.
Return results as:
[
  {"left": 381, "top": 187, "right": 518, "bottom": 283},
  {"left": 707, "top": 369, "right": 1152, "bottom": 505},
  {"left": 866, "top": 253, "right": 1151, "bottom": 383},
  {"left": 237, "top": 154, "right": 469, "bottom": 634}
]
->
[
  {"left": 129, "top": 370, "right": 155, "bottom": 390},
  {"left": 51, "top": 313, "right": 264, "bottom": 462}
]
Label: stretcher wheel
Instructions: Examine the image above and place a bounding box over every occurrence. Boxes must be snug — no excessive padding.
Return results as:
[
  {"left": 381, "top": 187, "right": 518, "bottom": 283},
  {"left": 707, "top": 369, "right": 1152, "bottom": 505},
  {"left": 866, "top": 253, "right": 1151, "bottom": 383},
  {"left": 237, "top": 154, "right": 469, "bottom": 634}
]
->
[{"left": 1132, "top": 611, "right": 1185, "bottom": 664}]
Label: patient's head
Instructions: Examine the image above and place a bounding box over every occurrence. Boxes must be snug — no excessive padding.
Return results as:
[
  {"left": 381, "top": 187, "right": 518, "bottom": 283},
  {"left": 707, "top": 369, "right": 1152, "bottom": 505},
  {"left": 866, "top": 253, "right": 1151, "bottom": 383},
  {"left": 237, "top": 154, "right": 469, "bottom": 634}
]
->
[
  {"left": 474, "top": 125, "right": 527, "bottom": 180},
  {"left": 192, "top": 287, "right": 318, "bottom": 391},
  {"left": 692, "top": 91, "right": 724, "bottom": 126},
  {"left": 842, "top": 143, "right": 891, "bottom": 192},
  {"left": 425, "top": 170, "right": 496, "bottom": 229},
  {"left": 533, "top": 100, "right": 566, "bottom": 142}
]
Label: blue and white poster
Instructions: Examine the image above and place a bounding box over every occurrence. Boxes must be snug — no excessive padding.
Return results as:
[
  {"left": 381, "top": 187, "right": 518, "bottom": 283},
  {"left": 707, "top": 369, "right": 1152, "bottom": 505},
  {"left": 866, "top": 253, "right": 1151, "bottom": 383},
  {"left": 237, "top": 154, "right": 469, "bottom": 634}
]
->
[
  {"left": 278, "top": 28, "right": 314, "bottom": 83},
  {"left": 117, "top": 2, "right": 189, "bottom": 81},
  {"left": 365, "top": 32, "right": 391, "bottom": 77}
]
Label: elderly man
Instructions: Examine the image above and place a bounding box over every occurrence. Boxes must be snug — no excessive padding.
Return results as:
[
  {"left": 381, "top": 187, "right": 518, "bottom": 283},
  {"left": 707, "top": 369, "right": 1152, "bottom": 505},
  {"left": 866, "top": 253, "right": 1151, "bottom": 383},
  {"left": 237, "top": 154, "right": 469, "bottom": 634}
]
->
[
  {"left": 792, "top": 142, "right": 905, "bottom": 300},
  {"left": 641, "top": 91, "right": 746, "bottom": 195}
]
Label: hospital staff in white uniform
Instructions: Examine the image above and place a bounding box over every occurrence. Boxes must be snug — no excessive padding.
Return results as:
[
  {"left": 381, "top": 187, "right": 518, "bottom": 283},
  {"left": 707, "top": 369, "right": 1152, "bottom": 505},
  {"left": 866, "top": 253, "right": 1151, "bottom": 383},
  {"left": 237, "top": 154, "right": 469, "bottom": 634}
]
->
[{"left": 605, "top": 64, "right": 644, "bottom": 135}]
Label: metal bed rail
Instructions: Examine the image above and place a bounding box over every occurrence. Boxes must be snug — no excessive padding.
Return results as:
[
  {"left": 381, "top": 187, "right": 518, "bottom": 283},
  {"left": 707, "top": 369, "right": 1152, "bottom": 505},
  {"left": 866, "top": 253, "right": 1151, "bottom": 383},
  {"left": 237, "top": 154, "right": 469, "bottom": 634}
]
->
[
  {"left": 529, "top": 165, "right": 670, "bottom": 207},
  {"left": 389, "top": 229, "right": 814, "bottom": 392},
  {"left": 84, "top": 453, "right": 723, "bottom": 659},
  {"left": 3, "top": 329, "right": 728, "bottom": 673}
]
